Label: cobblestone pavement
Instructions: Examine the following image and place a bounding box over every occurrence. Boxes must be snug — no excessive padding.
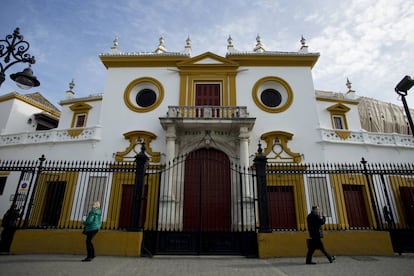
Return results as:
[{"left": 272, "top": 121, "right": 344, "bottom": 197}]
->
[{"left": 0, "top": 254, "right": 414, "bottom": 276}]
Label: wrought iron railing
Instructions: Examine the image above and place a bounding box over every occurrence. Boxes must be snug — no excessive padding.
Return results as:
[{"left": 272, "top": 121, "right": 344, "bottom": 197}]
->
[
  {"left": 164, "top": 106, "right": 250, "bottom": 119},
  {"left": 1, "top": 157, "right": 414, "bottom": 233}
]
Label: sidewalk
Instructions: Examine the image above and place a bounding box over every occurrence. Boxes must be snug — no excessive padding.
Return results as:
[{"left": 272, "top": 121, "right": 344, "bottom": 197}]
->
[{"left": 0, "top": 254, "right": 414, "bottom": 276}]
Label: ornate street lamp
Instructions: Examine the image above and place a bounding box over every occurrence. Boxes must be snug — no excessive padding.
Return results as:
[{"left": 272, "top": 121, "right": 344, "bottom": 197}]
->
[
  {"left": 395, "top": 75, "right": 414, "bottom": 137},
  {"left": 0, "top": 27, "right": 40, "bottom": 89}
]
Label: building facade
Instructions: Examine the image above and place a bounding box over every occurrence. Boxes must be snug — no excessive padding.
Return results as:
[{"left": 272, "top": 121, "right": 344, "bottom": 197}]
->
[{"left": 0, "top": 36, "right": 413, "bottom": 256}]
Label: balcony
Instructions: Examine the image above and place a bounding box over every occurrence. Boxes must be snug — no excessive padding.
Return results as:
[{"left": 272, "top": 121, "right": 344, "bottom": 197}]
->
[
  {"left": 0, "top": 126, "right": 102, "bottom": 147},
  {"left": 159, "top": 106, "right": 256, "bottom": 131},
  {"left": 319, "top": 128, "right": 414, "bottom": 147}
]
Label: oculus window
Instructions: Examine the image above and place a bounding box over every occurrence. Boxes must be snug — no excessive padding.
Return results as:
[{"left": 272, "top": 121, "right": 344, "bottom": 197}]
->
[
  {"left": 252, "top": 77, "right": 293, "bottom": 113},
  {"left": 124, "top": 77, "right": 164, "bottom": 112}
]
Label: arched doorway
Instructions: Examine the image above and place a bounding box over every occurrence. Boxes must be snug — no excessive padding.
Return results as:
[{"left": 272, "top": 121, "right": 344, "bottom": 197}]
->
[
  {"left": 183, "top": 148, "right": 231, "bottom": 231},
  {"left": 182, "top": 148, "right": 236, "bottom": 254}
]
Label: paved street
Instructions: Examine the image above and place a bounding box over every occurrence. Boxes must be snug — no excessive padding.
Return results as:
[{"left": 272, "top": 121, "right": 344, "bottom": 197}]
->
[{"left": 0, "top": 254, "right": 414, "bottom": 276}]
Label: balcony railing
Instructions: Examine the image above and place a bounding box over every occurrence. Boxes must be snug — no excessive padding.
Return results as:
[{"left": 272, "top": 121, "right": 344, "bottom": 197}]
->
[
  {"left": 320, "top": 128, "right": 414, "bottom": 147},
  {"left": 0, "top": 126, "right": 102, "bottom": 147},
  {"left": 165, "top": 106, "right": 250, "bottom": 119}
]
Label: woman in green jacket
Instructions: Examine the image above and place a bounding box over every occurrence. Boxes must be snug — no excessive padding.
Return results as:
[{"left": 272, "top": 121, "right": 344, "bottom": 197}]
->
[{"left": 82, "top": 201, "right": 102, "bottom": 262}]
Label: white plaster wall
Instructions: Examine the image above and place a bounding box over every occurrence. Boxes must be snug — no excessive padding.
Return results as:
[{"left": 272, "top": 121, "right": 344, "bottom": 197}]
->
[
  {"left": 57, "top": 100, "right": 102, "bottom": 129},
  {"left": 235, "top": 66, "right": 324, "bottom": 162},
  {"left": 1, "top": 99, "right": 45, "bottom": 134},
  {"left": 57, "top": 104, "right": 74, "bottom": 129},
  {"left": 0, "top": 100, "right": 13, "bottom": 133},
  {"left": 0, "top": 140, "right": 102, "bottom": 160},
  {"left": 96, "top": 67, "right": 181, "bottom": 159},
  {"left": 321, "top": 142, "right": 414, "bottom": 163},
  {"left": 316, "top": 100, "right": 363, "bottom": 131}
]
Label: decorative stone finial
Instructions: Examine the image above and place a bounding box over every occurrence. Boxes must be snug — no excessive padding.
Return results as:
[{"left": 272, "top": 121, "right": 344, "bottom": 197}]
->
[
  {"left": 183, "top": 35, "right": 192, "bottom": 55},
  {"left": 345, "top": 77, "right": 356, "bottom": 99},
  {"left": 301, "top": 36, "right": 306, "bottom": 46},
  {"left": 110, "top": 37, "right": 120, "bottom": 54},
  {"left": 253, "top": 34, "right": 265, "bottom": 53},
  {"left": 227, "top": 35, "right": 239, "bottom": 54},
  {"left": 65, "top": 79, "right": 75, "bottom": 99},
  {"left": 299, "top": 35, "right": 308, "bottom": 53},
  {"left": 154, "top": 36, "right": 167, "bottom": 53},
  {"left": 227, "top": 35, "right": 233, "bottom": 47}
]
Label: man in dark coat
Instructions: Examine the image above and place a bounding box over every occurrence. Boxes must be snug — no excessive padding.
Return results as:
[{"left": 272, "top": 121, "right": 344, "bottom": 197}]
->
[
  {"left": 0, "top": 205, "right": 20, "bottom": 253},
  {"left": 306, "top": 206, "right": 335, "bottom": 264}
]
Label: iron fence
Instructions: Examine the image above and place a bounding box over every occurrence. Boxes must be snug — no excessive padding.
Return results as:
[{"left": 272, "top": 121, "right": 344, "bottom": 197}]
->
[{"left": 1, "top": 156, "right": 414, "bottom": 234}]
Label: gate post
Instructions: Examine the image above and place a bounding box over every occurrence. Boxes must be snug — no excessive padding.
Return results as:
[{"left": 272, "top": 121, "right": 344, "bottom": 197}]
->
[
  {"left": 130, "top": 144, "right": 149, "bottom": 231},
  {"left": 361, "top": 157, "right": 381, "bottom": 230},
  {"left": 254, "top": 143, "right": 271, "bottom": 233},
  {"left": 23, "top": 154, "right": 46, "bottom": 228}
]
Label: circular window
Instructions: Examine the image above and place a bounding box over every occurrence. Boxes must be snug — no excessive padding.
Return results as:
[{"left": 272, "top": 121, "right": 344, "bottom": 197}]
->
[
  {"left": 136, "top": 89, "right": 156, "bottom": 107},
  {"left": 260, "top": 88, "right": 282, "bottom": 108},
  {"left": 124, "top": 77, "right": 164, "bottom": 112},
  {"left": 252, "top": 77, "right": 293, "bottom": 113}
]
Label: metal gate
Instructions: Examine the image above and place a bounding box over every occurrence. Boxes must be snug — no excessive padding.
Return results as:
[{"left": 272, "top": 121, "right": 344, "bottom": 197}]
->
[{"left": 142, "top": 148, "right": 258, "bottom": 256}]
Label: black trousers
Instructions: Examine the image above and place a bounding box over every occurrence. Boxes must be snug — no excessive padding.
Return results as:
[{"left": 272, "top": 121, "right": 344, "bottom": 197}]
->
[
  {"left": 85, "top": 230, "right": 98, "bottom": 258},
  {"left": 306, "top": 238, "right": 332, "bottom": 263},
  {"left": 0, "top": 227, "right": 16, "bottom": 252}
]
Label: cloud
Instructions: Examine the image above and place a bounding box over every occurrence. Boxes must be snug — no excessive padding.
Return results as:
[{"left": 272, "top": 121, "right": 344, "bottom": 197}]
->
[{"left": 307, "top": 0, "right": 414, "bottom": 104}]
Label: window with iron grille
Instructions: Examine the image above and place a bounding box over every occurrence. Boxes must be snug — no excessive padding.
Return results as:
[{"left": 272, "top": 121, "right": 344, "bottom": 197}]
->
[
  {"left": 83, "top": 176, "right": 107, "bottom": 216},
  {"left": 307, "top": 176, "right": 332, "bottom": 217},
  {"left": 0, "top": 176, "right": 6, "bottom": 195}
]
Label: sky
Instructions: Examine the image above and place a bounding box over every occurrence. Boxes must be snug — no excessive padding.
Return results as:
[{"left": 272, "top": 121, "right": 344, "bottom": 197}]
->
[{"left": 1, "top": 0, "right": 414, "bottom": 109}]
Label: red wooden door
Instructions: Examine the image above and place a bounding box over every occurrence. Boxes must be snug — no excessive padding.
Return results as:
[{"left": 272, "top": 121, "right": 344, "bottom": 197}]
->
[
  {"left": 119, "top": 185, "right": 133, "bottom": 229},
  {"left": 42, "top": 181, "right": 66, "bottom": 227},
  {"left": 183, "top": 148, "right": 231, "bottom": 232},
  {"left": 343, "top": 185, "right": 370, "bottom": 228},
  {"left": 119, "top": 184, "right": 148, "bottom": 229},
  {"left": 195, "top": 84, "right": 220, "bottom": 117},
  {"left": 400, "top": 187, "right": 414, "bottom": 226},
  {"left": 267, "top": 186, "right": 297, "bottom": 229}
]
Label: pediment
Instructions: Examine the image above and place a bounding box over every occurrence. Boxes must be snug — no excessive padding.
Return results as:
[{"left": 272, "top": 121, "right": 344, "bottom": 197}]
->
[
  {"left": 177, "top": 52, "right": 239, "bottom": 69},
  {"left": 327, "top": 103, "right": 350, "bottom": 113}
]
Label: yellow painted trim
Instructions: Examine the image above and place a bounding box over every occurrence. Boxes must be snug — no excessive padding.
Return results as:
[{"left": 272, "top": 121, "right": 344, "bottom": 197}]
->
[
  {"left": 177, "top": 52, "right": 239, "bottom": 107},
  {"left": 335, "top": 130, "right": 351, "bottom": 139},
  {"left": 177, "top": 52, "right": 239, "bottom": 69},
  {"left": 252, "top": 76, "right": 293, "bottom": 113},
  {"left": 227, "top": 54, "right": 319, "bottom": 68},
  {"left": 11, "top": 229, "right": 143, "bottom": 256},
  {"left": 0, "top": 171, "right": 10, "bottom": 176},
  {"left": 330, "top": 173, "right": 377, "bottom": 229},
  {"left": 316, "top": 97, "right": 359, "bottom": 105},
  {"left": 260, "top": 131, "right": 302, "bottom": 163},
  {"left": 115, "top": 130, "right": 160, "bottom": 162},
  {"left": 124, "top": 77, "right": 164, "bottom": 113},
  {"left": 69, "top": 102, "right": 92, "bottom": 129},
  {"left": 388, "top": 175, "right": 414, "bottom": 228},
  {"left": 266, "top": 173, "right": 308, "bottom": 229},
  {"left": 59, "top": 97, "right": 102, "bottom": 106},
  {"left": 0, "top": 93, "right": 60, "bottom": 117},
  {"left": 28, "top": 172, "right": 79, "bottom": 228},
  {"left": 69, "top": 102, "right": 92, "bottom": 112},
  {"left": 257, "top": 231, "right": 393, "bottom": 257},
  {"left": 179, "top": 74, "right": 187, "bottom": 106},
  {"left": 327, "top": 103, "right": 350, "bottom": 130},
  {"left": 229, "top": 73, "right": 237, "bottom": 106},
  {"left": 67, "top": 129, "right": 84, "bottom": 137},
  {"left": 104, "top": 168, "right": 159, "bottom": 230},
  {"left": 100, "top": 55, "right": 189, "bottom": 68}
]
